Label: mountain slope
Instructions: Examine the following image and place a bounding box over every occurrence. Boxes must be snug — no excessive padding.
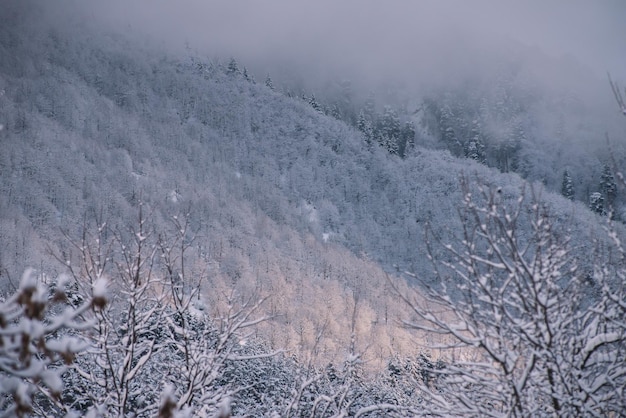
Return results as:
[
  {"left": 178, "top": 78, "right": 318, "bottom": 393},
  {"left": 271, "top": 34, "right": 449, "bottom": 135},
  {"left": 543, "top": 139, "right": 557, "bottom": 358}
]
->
[{"left": 0, "top": 7, "right": 617, "bottom": 365}]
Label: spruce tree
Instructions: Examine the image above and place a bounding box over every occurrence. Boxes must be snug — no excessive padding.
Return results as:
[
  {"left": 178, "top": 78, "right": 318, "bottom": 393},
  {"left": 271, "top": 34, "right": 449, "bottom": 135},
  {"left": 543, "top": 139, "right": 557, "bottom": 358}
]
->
[
  {"left": 242, "top": 66, "right": 254, "bottom": 83},
  {"left": 357, "top": 109, "right": 373, "bottom": 144},
  {"left": 467, "top": 119, "right": 486, "bottom": 163},
  {"left": 600, "top": 164, "right": 617, "bottom": 206},
  {"left": 561, "top": 169, "right": 574, "bottom": 200},
  {"left": 379, "top": 105, "right": 400, "bottom": 154},
  {"left": 589, "top": 192, "right": 605, "bottom": 215},
  {"left": 399, "top": 120, "right": 416, "bottom": 156},
  {"left": 308, "top": 94, "right": 323, "bottom": 113},
  {"left": 227, "top": 58, "right": 239, "bottom": 76},
  {"left": 438, "top": 104, "right": 462, "bottom": 156}
]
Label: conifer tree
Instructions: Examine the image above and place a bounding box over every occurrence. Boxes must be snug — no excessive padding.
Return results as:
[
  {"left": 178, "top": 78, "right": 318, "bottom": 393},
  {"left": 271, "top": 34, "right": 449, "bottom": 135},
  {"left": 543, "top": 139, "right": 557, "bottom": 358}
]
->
[
  {"left": 379, "top": 105, "right": 401, "bottom": 154},
  {"left": 242, "top": 66, "right": 254, "bottom": 83},
  {"left": 600, "top": 164, "right": 617, "bottom": 206},
  {"left": 356, "top": 109, "right": 373, "bottom": 144},
  {"left": 438, "top": 104, "right": 462, "bottom": 156},
  {"left": 399, "top": 120, "right": 416, "bottom": 157},
  {"left": 561, "top": 169, "right": 574, "bottom": 200},
  {"left": 466, "top": 119, "right": 486, "bottom": 163},
  {"left": 308, "top": 94, "right": 323, "bottom": 113},
  {"left": 589, "top": 192, "right": 605, "bottom": 215},
  {"left": 226, "top": 58, "right": 239, "bottom": 76},
  {"left": 383, "top": 134, "right": 399, "bottom": 155}
]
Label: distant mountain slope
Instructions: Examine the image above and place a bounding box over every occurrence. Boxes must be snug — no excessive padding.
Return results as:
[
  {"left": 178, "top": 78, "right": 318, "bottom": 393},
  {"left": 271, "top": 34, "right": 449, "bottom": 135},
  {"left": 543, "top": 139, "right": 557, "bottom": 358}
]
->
[{"left": 0, "top": 6, "right": 617, "bottom": 362}]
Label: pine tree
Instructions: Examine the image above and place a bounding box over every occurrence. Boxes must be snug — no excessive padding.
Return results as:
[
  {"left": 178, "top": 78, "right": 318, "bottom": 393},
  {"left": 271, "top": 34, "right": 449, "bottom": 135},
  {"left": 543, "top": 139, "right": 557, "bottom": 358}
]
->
[
  {"left": 227, "top": 58, "right": 240, "bottom": 76},
  {"left": 308, "top": 94, "right": 323, "bottom": 113},
  {"left": 382, "top": 134, "right": 399, "bottom": 155},
  {"left": 589, "top": 192, "right": 605, "bottom": 215},
  {"left": 399, "top": 121, "right": 415, "bottom": 157},
  {"left": 378, "top": 105, "right": 400, "bottom": 154},
  {"left": 438, "top": 103, "right": 462, "bottom": 156},
  {"left": 356, "top": 109, "right": 373, "bottom": 144},
  {"left": 561, "top": 169, "right": 574, "bottom": 200},
  {"left": 600, "top": 164, "right": 617, "bottom": 206},
  {"left": 467, "top": 141, "right": 480, "bottom": 161},
  {"left": 242, "top": 66, "right": 254, "bottom": 83},
  {"left": 466, "top": 119, "right": 486, "bottom": 163},
  {"left": 497, "top": 120, "right": 524, "bottom": 173},
  {"left": 264, "top": 74, "right": 274, "bottom": 90}
]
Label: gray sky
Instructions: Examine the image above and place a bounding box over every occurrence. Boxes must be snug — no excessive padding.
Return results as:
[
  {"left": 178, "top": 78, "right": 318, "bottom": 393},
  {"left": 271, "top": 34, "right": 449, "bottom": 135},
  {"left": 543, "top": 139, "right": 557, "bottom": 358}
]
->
[{"left": 55, "top": 0, "right": 626, "bottom": 97}]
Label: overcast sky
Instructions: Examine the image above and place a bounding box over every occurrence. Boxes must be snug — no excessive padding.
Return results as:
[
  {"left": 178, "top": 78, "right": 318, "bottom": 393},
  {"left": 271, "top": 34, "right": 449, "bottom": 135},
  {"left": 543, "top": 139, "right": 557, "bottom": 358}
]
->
[
  {"left": 70, "top": 1, "right": 623, "bottom": 76},
  {"left": 42, "top": 0, "right": 624, "bottom": 102}
]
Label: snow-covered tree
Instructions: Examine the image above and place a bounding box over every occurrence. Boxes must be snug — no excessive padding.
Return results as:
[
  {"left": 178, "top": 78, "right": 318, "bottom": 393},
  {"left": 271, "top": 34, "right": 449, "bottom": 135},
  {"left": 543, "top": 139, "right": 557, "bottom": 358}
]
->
[
  {"left": 600, "top": 164, "right": 617, "bottom": 207},
  {"left": 589, "top": 191, "right": 605, "bottom": 215},
  {"left": 378, "top": 105, "right": 401, "bottom": 155},
  {"left": 280, "top": 306, "right": 408, "bottom": 417},
  {"left": 226, "top": 58, "right": 239, "bottom": 76},
  {"left": 399, "top": 120, "right": 415, "bottom": 157},
  {"left": 58, "top": 208, "right": 288, "bottom": 416},
  {"left": 561, "top": 169, "right": 574, "bottom": 200},
  {"left": 395, "top": 179, "right": 626, "bottom": 416},
  {"left": 356, "top": 109, "right": 373, "bottom": 145},
  {"left": 242, "top": 66, "right": 254, "bottom": 83},
  {"left": 0, "top": 269, "right": 105, "bottom": 417},
  {"left": 307, "top": 94, "right": 323, "bottom": 114},
  {"left": 264, "top": 74, "right": 274, "bottom": 90},
  {"left": 61, "top": 203, "right": 167, "bottom": 416},
  {"left": 466, "top": 119, "right": 486, "bottom": 163}
]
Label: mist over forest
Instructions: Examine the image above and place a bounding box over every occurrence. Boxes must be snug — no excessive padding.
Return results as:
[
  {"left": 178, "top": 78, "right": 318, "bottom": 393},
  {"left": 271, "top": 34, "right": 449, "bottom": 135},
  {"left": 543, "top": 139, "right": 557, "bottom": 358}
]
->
[{"left": 1, "top": 1, "right": 626, "bottom": 416}]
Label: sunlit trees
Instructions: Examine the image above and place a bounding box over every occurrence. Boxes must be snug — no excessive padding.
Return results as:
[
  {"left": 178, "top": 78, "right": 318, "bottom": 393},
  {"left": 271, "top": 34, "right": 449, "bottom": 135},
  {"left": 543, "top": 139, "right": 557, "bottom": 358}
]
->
[
  {"left": 56, "top": 206, "right": 289, "bottom": 416},
  {"left": 60, "top": 204, "right": 168, "bottom": 415},
  {"left": 396, "top": 179, "right": 626, "bottom": 416}
]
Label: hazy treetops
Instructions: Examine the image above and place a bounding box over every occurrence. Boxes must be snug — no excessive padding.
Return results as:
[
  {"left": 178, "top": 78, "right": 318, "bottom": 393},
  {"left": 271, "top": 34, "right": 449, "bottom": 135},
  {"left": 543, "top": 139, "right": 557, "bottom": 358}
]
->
[{"left": 1, "top": 1, "right": 626, "bottom": 416}]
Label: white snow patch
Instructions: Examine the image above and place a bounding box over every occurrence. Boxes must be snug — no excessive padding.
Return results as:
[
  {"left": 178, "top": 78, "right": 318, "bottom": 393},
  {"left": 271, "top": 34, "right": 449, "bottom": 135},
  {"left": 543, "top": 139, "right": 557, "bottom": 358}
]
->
[
  {"left": 300, "top": 201, "right": 319, "bottom": 224},
  {"left": 92, "top": 277, "right": 108, "bottom": 299},
  {"left": 20, "top": 268, "right": 39, "bottom": 290},
  {"left": 168, "top": 190, "right": 180, "bottom": 203},
  {"left": 41, "top": 370, "right": 63, "bottom": 394}
]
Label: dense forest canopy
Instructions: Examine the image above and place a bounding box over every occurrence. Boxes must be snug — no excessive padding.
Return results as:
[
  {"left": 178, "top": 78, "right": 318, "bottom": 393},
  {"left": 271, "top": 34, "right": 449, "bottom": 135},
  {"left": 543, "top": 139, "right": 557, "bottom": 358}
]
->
[{"left": 1, "top": 1, "right": 625, "bottom": 416}]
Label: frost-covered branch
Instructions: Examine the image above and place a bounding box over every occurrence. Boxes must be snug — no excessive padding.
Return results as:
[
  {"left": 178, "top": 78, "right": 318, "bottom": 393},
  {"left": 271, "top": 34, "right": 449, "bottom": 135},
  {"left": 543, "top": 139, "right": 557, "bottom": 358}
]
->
[
  {"left": 0, "top": 269, "right": 105, "bottom": 417},
  {"left": 397, "top": 179, "right": 626, "bottom": 416}
]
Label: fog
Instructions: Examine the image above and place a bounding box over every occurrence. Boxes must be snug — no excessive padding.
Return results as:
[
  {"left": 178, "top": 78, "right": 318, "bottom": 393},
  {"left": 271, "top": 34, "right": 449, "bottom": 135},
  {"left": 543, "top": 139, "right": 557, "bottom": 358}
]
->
[{"left": 51, "top": 0, "right": 622, "bottom": 87}]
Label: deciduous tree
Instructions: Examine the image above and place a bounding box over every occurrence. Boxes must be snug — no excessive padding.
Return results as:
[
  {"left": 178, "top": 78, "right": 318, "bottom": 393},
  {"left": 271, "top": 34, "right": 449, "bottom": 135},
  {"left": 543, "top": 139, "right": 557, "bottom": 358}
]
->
[{"left": 395, "top": 179, "right": 626, "bottom": 416}]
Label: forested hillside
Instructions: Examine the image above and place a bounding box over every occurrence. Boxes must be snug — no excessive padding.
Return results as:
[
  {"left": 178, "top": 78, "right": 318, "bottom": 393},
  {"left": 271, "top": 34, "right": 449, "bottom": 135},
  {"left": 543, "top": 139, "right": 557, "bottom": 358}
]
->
[
  {"left": 282, "top": 45, "right": 626, "bottom": 217},
  {"left": 1, "top": 2, "right": 625, "bottom": 416}
]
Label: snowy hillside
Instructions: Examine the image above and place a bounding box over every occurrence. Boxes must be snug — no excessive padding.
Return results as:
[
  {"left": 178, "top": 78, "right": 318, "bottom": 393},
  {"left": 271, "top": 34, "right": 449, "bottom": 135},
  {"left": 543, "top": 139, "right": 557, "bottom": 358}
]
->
[{"left": 1, "top": 2, "right": 625, "bottom": 416}]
